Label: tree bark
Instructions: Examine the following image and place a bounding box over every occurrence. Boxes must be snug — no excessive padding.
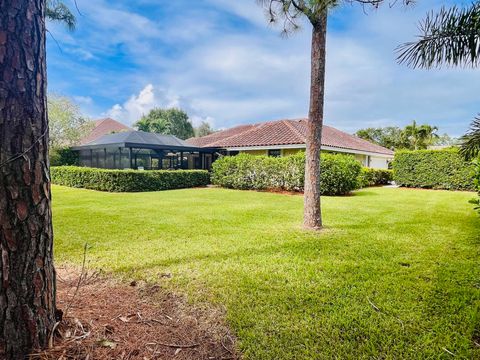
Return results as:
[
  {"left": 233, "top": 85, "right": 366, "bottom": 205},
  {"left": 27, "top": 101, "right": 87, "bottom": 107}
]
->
[
  {"left": 304, "top": 8, "right": 328, "bottom": 230},
  {"left": 0, "top": 1, "right": 56, "bottom": 359}
]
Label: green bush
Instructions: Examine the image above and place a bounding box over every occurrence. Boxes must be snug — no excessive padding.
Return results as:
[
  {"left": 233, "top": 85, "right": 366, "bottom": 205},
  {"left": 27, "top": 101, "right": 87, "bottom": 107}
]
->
[
  {"left": 393, "top": 148, "right": 475, "bottom": 191},
  {"left": 211, "top": 152, "right": 361, "bottom": 196},
  {"left": 51, "top": 166, "right": 210, "bottom": 192},
  {"left": 50, "top": 147, "right": 79, "bottom": 166},
  {"left": 470, "top": 159, "right": 480, "bottom": 213},
  {"left": 358, "top": 167, "right": 393, "bottom": 188}
]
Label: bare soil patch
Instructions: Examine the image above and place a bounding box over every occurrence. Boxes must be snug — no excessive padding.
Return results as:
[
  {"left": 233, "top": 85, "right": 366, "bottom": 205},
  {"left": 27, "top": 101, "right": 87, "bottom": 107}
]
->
[{"left": 32, "top": 266, "right": 238, "bottom": 360}]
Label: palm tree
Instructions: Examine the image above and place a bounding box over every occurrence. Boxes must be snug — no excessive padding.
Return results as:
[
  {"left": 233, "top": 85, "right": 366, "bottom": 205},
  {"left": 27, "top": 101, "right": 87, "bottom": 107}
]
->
[
  {"left": 258, "top": 0, "right": 413, "bottom": 230},
  {"left": 398, "top": 2, "right": 480, "bottom": 158},
  {"left": 403, "top": 121, "right": 439, "bottom": 150},
  {"left": 461, "top": 116, "right": 480, "bottom": 160}
]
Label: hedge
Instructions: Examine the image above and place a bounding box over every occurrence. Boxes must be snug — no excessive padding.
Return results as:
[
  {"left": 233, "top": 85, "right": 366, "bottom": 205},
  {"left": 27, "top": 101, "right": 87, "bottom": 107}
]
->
[
  {"left": 211, "top": 152, "right": 361, "bottom": 196},
  {"left": 51, "top": 166, "right": 210, "bottom": 192},
  {"left": 358, "top": 168, "right": 393, "bottom": 188},
  {"left": 393, "top": 148, "right": 475, "bottom": 191}
]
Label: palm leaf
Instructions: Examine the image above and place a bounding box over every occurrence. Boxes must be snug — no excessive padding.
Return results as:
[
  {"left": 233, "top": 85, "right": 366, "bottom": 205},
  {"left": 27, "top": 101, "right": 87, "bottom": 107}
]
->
[
  {"left": 460, "top": 116, "right": 480, "bottom": 160},
  {"left": 397, "top": 2, "right": 480, "bottom": 68}
]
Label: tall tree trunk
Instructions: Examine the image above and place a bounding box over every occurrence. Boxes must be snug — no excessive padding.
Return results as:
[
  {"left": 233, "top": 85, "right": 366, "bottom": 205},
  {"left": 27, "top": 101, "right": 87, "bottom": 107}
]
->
[
  {"left": 304, "top": 8, "right": 328, "bottom": 230},
  {"left": 0, "top": 1, "right": 56, "bottom": 358}
]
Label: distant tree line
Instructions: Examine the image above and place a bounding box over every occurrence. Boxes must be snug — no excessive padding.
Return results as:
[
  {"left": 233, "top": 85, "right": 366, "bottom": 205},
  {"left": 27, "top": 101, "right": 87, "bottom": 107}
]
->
[{"left": 355, "top": 120, "right": 457, "bottom": 151}]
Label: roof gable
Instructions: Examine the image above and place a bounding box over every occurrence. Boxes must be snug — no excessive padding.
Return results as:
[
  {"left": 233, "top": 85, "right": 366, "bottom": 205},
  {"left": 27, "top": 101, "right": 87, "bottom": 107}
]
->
[{"left": 80, "top": 118, "right": 133, "bottom": 145}]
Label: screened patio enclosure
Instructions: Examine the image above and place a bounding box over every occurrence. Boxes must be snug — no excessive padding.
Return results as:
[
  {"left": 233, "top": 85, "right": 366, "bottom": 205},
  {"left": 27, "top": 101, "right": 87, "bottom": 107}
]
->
[{"left": 72, "top": 131, "right": 216, "bottom": 170}]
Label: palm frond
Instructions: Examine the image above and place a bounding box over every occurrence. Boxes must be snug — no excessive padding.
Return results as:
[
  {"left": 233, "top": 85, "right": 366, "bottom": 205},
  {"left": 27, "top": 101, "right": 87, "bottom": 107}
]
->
[
  {"left": 397, "top": 2, "right": 480, "bottom": 68},
  {"left": 460, "top": 115, "right": 480, "bottom": 160},
  {"left": 46, "top": 0, "right": 76, "bottom": 31}
]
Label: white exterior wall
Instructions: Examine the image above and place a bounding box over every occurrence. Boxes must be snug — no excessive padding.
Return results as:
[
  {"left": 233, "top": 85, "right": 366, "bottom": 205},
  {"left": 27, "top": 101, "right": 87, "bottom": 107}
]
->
[{"left": 369, "top": 156, "right": 389, "bottom": 169}]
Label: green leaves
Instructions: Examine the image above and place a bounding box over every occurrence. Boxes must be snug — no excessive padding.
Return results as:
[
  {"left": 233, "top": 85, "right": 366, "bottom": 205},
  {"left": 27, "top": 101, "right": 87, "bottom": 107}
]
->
[
  {"left": 211, "top": 152, "right": 362, "bottom": 196},
  {"left": 393, "top": 148, "right": 476, "bottom": 191},
  {"left": 50, "top": 167, "right": 210, "bottom": 192},
  {"left": 460, "top": 115, "right": 480, "bottom": 160},
  {"left": 134, "top": 108, "right": 194, "bottom": 140},
  {"left": 398, "top": 2, "right": 480, "bottom": 68}
]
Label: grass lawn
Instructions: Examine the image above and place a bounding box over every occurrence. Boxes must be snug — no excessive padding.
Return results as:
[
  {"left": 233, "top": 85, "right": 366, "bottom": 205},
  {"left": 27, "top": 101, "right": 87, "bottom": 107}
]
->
[{"left": 53, "top": 186, "right": 480, "bottom": 359}]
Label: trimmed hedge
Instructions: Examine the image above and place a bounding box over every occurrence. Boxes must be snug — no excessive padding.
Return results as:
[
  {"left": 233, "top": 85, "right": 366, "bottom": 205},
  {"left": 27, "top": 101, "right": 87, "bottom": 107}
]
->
[
  {"left": 358, "top": 168, "right": 393, "bottom": 188},
  {"left": 393, "top": 148, "right": 475, "bottom": 191},
  {"left": 211, "top": 152, "right": 361, "bottom": 196},
  {"left": 51, "top": 166, "right": 210, "bottom": 192}
]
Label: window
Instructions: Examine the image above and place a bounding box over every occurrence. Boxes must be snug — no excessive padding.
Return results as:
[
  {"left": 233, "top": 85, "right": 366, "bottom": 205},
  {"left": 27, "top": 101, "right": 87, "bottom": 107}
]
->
[
  {"left": 229, "top": 151, "right": 239, "bottom": 156},
  {"left": 268, "top": 149, "right": 281, "bottom": 157}
]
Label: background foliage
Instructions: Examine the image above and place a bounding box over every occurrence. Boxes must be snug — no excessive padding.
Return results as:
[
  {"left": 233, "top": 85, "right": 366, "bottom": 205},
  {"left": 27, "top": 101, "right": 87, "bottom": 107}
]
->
[
  {"left": 48, "top": 94, "right": 91, "bottom": 149},
  {"left": 51, "top": 166, "right": 210, "bottom": 192},
  {"left": 211, "top": 152, "right": 361, "bottom": 196},
  {"left": 135, "top": 108, "right": 194, "bottom": 140},
  {"left": 393, "top": 148, "right": 475, "bottom": 191},
  {"left": 49, "top": 147, "right": 79, "bottom": 166}
]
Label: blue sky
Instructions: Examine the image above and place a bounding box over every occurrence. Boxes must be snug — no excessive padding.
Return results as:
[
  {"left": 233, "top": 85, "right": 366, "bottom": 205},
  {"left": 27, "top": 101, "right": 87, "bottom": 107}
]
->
[{"left": 46, "top": 0, "right": 479, "bottom": 136}]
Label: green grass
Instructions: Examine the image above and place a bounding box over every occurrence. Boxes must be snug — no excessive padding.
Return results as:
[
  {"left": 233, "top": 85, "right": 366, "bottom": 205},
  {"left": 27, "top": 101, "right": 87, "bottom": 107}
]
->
[{"left": 52, "top": 186, "right": 480, "bottom": 359}]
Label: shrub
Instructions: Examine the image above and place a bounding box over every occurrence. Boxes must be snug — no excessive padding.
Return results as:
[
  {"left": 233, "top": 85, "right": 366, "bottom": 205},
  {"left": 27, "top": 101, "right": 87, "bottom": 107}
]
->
[
  {"left": 50, "top": 147, "right": 79, "bottom": 166},
  {"left": 358, "top": 168, "right": 393, "bottom": 188},
  {"left": 51, "top": 166, "right": 210, "bottom": 192},
  {"left": 470, "top": 159, "right": 480, "bottom": 214},
  {"left": 211, "top": 152, "right": 361, "bottom": 196},
  {"left": 393, "top": 148, "right": 475, "bottom": 191}
]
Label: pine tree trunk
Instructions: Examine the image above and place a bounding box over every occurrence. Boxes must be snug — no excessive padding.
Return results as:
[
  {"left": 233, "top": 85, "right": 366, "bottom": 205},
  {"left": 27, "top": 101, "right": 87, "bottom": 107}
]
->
[
  {"left": 0, "top": 1, "right": 57, "bottom": 358},
  {"left": 304, "top": 9, "right": 328, "bottom": 230}
]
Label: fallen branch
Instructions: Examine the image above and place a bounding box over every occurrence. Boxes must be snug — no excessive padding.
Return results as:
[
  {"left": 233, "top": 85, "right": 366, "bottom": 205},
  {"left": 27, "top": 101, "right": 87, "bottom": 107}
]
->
[{"left": 147, "top": 341, "right": 199, "bottom": 349}]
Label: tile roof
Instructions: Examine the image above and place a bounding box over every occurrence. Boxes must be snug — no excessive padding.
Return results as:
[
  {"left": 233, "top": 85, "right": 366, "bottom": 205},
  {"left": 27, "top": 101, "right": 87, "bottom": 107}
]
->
[
  {"left": 187, "top": 118, "right": 394, "bottom": 156},
  {"left": 80, "top": 118, "right": 133, "bottom": 145}
]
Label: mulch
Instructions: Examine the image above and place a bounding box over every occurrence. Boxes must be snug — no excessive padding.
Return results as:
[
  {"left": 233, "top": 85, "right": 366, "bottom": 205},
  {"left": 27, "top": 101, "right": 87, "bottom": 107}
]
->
[{"left": 31, "top": 266, "right": 238, "bottom": 360}]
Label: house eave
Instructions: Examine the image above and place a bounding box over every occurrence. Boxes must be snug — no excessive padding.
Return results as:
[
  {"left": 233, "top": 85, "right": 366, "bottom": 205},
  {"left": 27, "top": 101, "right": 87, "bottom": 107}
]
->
[{"left": 223, "top": 144, "right": 393, "bottom": 158}]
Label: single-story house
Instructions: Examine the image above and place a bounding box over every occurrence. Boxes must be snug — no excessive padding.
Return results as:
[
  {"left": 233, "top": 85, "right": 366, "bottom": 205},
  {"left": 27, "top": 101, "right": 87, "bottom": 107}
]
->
[
  {"left": 187, "top": 118, "right": 394, "bottom": 169},
  {"left": 73, "top": 117, "right": 393, "bottom": 170}
]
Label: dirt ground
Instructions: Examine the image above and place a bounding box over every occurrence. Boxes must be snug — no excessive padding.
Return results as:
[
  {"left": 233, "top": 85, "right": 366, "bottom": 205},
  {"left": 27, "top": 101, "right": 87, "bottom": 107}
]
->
[{"left": 31, "top": 266, "right": 238, "bottom": 360}]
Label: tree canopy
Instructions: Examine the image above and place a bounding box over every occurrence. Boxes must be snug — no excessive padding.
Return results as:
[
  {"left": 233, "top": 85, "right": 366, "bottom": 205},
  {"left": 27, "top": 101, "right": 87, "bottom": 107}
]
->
[
  {"left": 134, "top": 108, "right": 195, "bottom": 140},
  {"left": 194, "top": 121, "right": 215, "bottom": 137},
  {"left": 356, "top": 121, "right": 444, "bottom": 150},
  {"left": 48, "top": 94, "right": 91, "bottom": 150}
]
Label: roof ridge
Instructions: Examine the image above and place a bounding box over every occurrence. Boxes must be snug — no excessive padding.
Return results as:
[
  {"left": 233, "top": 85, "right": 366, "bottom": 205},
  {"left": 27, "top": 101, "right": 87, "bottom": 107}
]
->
[
  {"left": 207, "top": 123, "right": 265, "bottom": 147},
  {"left": 283, "top": 120, "right": 306, "bottom": 142}
]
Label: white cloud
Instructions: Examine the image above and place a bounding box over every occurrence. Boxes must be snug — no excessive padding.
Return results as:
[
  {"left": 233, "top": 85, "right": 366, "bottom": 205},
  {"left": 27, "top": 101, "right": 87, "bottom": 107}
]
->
[
  {"left": 105, "top": 84, "right": 215, "bottom": 127},
  {"left": 48, "top": 0, "right": 480, "bottom": 137}
]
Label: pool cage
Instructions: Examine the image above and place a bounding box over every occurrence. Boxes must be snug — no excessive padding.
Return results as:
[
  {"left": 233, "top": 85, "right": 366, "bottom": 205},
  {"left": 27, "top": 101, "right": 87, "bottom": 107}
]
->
[{"left": 73, "top": 131, "right": 216, "bottom": 171}]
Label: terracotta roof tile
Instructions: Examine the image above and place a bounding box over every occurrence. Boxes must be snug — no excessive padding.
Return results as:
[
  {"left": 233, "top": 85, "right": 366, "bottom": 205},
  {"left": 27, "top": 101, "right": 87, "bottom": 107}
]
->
[
  {"left": 187, "top": 118, "right": 394, "bottom": 156},
  {"left": 80, "top": 118, "right": 133, "bottom": 145}
]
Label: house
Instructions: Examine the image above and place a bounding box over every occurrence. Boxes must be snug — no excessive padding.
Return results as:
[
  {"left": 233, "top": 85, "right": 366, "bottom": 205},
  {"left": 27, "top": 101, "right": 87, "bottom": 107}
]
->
[
  {"left": 73, "top": 131, "right": 216, "bottom": 170},
  {"left": 80, "top": 118, "right": 133, "bottom": 145},
  {"left": 187, "top": 118, "right": 394, "bottom": 169}
]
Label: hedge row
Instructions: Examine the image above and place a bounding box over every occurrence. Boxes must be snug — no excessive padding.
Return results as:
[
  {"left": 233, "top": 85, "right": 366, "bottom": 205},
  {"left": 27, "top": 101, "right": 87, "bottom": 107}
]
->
[
  {"left": 51, "top": 166, "right": 210, "bottom": 192},
  {"left": 211, "top": 152, "right": 361, "bottom": 196},
  {"left": 393, "top": 148, "right": 475, "bottom": 191},
  {"left": 358, "top": 168, "right": 393, "bottom": 188}
]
